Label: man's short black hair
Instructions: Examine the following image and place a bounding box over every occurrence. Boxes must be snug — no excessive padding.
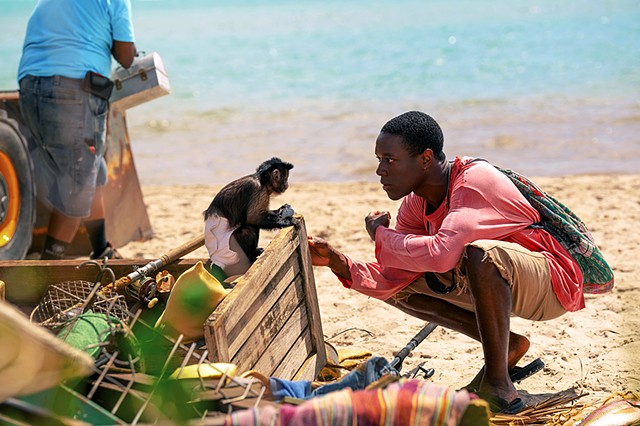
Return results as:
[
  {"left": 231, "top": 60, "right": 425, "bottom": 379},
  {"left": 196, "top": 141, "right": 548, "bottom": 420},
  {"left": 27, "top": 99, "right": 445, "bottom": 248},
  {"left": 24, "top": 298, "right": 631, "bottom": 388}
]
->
[{"left": 380, "top": 111, "right": 445, "bottom": 160}]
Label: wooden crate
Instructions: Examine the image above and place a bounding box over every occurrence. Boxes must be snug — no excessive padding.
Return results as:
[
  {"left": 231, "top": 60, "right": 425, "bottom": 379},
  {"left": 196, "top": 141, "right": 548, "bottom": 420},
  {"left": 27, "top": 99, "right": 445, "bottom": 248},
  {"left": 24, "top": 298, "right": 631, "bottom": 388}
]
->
[{"left": 204, "top": 215, "right": 327, "bottom": 381}]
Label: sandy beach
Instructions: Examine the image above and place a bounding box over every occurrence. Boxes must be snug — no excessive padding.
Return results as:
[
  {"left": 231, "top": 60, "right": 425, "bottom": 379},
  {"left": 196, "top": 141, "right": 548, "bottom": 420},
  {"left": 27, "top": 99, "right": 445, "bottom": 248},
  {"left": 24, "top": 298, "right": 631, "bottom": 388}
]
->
[{"left": 117, "top": 173, "right": 640, "bottom": 411}]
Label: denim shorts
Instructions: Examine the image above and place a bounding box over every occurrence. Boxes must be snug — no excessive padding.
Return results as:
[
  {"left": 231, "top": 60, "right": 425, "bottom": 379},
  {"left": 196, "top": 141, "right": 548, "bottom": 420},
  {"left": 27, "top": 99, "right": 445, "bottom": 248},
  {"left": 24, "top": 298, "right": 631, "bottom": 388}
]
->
[{"left": 19, "top": 75, "right": 108, "bottom": 218}]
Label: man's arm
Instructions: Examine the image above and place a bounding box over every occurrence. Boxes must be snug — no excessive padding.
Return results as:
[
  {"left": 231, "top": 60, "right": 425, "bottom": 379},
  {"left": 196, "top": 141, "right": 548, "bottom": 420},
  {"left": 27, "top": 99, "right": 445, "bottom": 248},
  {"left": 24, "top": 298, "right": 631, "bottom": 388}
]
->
[
  {"left": 307, "top": 235, "right": 420, "bottom": 300},
  {"left": 376, "top": 162, "right": 540, "bottom": 274},
  {"left": 112, "top": 41, "right": 137, "bottom": 69}
]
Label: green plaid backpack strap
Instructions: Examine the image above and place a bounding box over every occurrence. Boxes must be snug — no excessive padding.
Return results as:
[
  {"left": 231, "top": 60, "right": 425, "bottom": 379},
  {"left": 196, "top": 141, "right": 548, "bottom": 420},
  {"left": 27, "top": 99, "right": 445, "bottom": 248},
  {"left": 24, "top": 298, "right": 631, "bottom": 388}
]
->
[{"left": 497, "top": 167, "right": 614, "bottom": 294}]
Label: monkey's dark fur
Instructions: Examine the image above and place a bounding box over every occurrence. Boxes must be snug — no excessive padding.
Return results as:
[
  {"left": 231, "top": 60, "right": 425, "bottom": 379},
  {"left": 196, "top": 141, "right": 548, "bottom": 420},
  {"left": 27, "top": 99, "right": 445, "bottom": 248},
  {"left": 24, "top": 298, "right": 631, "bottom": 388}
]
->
[{"left": 203, "top": 157, "right": 295, "bottom": 263}]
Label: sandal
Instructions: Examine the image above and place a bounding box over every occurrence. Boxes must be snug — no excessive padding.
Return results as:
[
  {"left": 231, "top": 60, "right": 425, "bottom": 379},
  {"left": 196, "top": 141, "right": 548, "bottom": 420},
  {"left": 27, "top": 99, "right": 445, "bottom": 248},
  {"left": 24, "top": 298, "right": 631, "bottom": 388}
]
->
[
  {"left": 476, "top": 392, "right": 526, "bottom": 415},
  {"left": 509, "top": 358, "right": 544, "bottom": 383},
  {"left": 463, "top": 358, "right": 544, "bottom": 393}
]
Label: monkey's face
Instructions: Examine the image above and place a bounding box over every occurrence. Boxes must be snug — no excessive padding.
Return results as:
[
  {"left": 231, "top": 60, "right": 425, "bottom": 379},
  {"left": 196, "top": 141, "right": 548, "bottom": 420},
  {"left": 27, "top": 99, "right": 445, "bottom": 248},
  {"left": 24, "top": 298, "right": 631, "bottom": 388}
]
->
[{"left": 270, "top": 168, "right": 289, "bottom": 194}]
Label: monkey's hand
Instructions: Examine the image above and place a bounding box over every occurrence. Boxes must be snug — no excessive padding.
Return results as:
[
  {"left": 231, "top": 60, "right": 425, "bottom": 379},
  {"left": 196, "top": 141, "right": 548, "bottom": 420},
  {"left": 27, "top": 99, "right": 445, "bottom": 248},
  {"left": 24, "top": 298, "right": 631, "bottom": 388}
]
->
[
  {"left": 261, "top": 204, "right": 296, "bottom": 228},
  {"left": 277, "top": 203, "right": 295, "bottom": 219}
]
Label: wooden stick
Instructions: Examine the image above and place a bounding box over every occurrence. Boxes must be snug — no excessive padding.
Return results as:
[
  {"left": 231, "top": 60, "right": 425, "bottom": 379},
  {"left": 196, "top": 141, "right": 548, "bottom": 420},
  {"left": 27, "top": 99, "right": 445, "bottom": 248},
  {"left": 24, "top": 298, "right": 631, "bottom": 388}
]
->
[{"left": 112, "top": 234, "right": 205, "bottom": 293}]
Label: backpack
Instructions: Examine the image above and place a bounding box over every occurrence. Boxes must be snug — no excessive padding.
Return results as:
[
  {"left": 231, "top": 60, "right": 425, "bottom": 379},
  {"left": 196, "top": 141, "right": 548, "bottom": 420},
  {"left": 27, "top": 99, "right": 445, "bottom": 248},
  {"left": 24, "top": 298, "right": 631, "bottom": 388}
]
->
[{"left": 495, "top": 165, "right": 614, "bottom": 294}]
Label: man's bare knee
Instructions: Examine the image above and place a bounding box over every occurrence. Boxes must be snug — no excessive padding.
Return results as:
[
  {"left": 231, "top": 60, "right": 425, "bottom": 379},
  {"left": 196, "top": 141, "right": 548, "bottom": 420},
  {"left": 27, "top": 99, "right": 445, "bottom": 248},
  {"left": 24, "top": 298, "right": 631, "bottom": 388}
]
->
[
  {"left": 463, "top": 245, "right": 507, "bottom": 289},
  {"left": 463, "top": 245, "right": 486, "bottom": 271}
]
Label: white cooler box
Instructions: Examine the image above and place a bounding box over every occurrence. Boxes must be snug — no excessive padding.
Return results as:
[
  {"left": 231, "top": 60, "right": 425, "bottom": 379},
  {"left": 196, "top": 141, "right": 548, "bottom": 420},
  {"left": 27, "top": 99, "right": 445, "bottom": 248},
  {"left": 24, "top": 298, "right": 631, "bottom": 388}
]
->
[{"left": 110, "top": 52, "right": 171, "bottom": 110}]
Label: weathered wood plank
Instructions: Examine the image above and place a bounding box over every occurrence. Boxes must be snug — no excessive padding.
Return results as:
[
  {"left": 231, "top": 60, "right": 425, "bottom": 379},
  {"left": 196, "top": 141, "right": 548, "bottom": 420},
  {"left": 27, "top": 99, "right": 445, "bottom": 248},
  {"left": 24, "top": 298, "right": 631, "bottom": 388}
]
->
[
  {"left": 272, "top": 332, "right": 315, "bottom": 380},
  {"left": 249, "top": 303, "right": 309, "bottom": 376},
  {"left": 294, "top": 218, "right": 327, "bottom": 374},
  {"left": 206, "top": 319, "right": 231, "bottom": 363},
  {"left": 293, "top": 353, "right": 320, "bottom": 381},
  {"left": 225, "top": 259, "right": 299, "bottom": 352},
  {"left": 206, "top": 226, "right": 299, "bottom": 330},
  {"left": 228, "top": 279, "right": 305, "bottom": 370}
]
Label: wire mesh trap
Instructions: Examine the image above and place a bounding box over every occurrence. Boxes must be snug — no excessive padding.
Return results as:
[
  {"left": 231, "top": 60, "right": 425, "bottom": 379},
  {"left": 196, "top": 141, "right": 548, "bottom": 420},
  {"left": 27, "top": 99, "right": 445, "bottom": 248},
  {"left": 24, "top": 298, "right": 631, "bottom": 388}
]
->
[{"left": 29, "top": 279, "right": 129, "bottom": 329}]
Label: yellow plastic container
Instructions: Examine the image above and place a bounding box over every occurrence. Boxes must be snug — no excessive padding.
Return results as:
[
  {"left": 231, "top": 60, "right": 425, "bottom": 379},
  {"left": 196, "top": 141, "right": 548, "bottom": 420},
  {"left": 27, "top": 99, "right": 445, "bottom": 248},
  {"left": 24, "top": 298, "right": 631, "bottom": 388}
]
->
[{"left": 169, "top": 362, "right": 237, "bottom": 380}]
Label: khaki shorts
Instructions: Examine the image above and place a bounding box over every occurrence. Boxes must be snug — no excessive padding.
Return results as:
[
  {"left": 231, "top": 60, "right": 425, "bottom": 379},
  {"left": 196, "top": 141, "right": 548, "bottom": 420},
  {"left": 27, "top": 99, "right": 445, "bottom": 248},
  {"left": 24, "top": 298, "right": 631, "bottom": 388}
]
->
[{"left": 392, "top": 240, "right": 567, "bottom": 321}]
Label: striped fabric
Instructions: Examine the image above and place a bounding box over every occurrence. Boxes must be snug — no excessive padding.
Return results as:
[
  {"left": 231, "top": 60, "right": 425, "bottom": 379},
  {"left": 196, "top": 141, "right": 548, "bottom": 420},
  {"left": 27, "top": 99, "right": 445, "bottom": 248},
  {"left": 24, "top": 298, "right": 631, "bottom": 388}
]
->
[{"left": 225, "top": 380, "right": 473, "bottom": 426}]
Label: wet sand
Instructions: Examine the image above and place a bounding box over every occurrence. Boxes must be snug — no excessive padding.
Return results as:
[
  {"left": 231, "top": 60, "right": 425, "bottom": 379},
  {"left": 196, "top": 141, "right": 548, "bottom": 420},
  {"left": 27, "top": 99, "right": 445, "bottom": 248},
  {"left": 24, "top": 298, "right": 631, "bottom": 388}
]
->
[{"left": 125, "top": 98, "right": 640, "bottom": 186}]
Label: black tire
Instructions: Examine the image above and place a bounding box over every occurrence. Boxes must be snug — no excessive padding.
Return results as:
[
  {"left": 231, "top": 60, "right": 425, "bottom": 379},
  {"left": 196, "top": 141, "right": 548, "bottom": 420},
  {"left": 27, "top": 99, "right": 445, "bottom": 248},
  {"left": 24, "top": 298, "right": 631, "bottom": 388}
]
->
[{"left": 0, "top": 109, "right": 36, "bottom": 259}]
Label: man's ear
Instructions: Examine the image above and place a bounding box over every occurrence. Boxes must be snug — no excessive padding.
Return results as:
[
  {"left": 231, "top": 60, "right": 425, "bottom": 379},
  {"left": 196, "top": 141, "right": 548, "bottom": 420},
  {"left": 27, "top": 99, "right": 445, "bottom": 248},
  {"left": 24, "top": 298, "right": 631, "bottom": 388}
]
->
[{"left": 420, "top": 148, "right": 435, "bottom": 168}]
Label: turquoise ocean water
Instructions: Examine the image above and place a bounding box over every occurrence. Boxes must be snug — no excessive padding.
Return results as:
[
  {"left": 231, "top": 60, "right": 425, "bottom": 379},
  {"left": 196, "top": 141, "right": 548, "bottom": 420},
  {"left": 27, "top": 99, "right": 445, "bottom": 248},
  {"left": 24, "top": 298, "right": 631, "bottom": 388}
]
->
[{"left": 1, "top": 0, "right": 639, "bottom": 185}]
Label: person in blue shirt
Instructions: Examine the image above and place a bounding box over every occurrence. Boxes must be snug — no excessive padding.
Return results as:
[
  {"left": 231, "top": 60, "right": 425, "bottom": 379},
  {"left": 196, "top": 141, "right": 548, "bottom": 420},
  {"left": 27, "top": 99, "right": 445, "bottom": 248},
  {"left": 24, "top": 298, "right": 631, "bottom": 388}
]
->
[{"left": 18, "top": 0, "right": 137, "bottom": 259}]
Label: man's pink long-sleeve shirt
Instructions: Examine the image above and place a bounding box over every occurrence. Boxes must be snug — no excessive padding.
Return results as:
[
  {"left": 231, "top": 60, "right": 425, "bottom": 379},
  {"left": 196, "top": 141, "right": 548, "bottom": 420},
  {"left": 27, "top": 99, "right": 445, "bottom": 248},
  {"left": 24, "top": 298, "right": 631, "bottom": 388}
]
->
[{"left": 338, "top": 156, "right": 585, "bottom": 312}]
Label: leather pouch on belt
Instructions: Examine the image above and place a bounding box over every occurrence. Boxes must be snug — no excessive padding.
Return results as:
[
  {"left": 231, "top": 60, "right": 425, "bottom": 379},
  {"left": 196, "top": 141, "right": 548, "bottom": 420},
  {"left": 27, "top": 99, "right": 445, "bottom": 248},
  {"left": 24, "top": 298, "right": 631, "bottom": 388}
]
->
[{"left": 82, "top": 71, "right": 114, "bottom": 101}]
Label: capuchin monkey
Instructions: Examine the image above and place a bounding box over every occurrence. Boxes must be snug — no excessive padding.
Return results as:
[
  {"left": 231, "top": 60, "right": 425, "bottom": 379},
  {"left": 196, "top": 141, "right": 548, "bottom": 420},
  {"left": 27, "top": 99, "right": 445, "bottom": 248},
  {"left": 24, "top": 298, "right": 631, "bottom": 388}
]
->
[{"left": 203, "top": 157, "right": 295, "bottom": 276}]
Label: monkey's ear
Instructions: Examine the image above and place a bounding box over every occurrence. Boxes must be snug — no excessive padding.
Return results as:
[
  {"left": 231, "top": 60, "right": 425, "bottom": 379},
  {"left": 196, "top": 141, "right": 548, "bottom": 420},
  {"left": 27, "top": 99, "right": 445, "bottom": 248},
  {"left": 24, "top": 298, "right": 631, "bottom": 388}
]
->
[{"left": 271, "top": 168, "right": 282, "bottom": 181}]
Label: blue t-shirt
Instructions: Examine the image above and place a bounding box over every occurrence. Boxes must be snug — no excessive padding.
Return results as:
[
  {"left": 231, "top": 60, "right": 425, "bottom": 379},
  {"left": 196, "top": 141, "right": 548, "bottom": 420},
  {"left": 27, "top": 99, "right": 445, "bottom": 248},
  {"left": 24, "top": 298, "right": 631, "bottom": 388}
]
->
[{"left": 18, "top": 0, "right": 135, "bottom": 81}]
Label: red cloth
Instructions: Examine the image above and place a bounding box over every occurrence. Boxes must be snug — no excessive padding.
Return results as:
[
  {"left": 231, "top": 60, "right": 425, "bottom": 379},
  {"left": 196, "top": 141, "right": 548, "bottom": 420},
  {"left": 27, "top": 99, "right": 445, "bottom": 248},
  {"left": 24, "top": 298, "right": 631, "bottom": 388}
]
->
[{"left": 338, "top": 156, "right": 584, "bottom": 312}]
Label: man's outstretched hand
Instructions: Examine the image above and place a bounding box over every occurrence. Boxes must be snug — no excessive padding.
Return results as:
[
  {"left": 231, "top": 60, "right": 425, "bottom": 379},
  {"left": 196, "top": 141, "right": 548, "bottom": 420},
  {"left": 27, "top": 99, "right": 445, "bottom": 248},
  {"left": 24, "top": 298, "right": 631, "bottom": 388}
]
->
[
  {"left": 307, "top": 236, "right": 351, "bottom": 279},
  {"left": 307, "top": 236, "right": 333, "bottom": 267}
]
